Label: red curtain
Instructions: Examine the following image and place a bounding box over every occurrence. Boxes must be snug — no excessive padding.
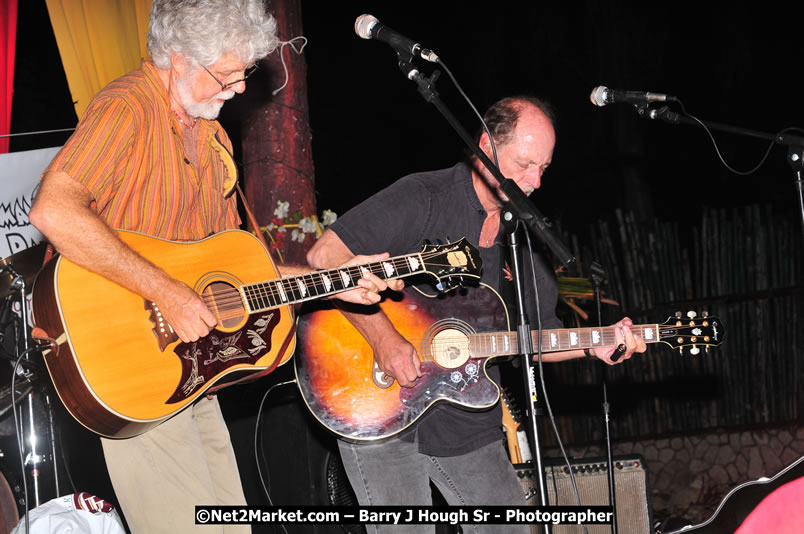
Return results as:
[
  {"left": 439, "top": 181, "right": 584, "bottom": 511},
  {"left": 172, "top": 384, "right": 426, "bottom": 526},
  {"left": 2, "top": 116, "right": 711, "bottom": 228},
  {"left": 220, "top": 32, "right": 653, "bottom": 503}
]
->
[{"left": 0, "top": 0, "right": 18, "bottom": 153}]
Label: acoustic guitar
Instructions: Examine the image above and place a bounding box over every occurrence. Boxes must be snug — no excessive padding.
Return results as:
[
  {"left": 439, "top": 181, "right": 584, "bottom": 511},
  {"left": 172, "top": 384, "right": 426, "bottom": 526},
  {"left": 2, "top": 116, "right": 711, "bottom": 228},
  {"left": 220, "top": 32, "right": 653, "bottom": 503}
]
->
[
  {"left": 32, "top": 229, "right": 481, "bottom": 438},
  {"left": 296, "top": 283, "right": 725, "bottom": 441}
]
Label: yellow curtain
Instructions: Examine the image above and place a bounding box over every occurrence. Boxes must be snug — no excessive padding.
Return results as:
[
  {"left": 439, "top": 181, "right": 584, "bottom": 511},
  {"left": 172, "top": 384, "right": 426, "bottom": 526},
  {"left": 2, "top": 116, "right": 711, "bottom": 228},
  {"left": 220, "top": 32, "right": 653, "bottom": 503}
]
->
[{"left": 45, "top": 0, "right": 152, "bottom": 119}]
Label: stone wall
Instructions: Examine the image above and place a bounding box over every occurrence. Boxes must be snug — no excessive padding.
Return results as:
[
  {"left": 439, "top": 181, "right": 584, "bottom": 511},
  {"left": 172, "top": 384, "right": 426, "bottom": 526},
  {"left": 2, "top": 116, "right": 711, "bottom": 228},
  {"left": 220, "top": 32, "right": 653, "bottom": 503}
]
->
[{"left": 543, "top": 421, "right": 804, "bottom": 526}]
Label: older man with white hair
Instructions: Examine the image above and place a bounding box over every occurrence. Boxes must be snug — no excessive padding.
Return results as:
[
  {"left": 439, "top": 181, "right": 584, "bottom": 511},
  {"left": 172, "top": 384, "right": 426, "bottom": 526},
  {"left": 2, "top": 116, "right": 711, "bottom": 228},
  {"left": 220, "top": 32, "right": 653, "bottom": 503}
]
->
[{"left": 30, "top": 1, "right": 389, "bottom": 532}]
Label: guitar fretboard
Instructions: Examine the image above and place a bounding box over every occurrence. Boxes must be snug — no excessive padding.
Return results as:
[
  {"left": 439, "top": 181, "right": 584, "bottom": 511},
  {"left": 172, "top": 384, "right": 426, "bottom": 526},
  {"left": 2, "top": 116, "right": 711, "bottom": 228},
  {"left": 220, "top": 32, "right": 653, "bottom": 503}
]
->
[
  {"left": 468, "top": 324, "right": 660, "bottom": 357},
  {"left": 241, "top": 255, "right": 425, "bottom": 312}
]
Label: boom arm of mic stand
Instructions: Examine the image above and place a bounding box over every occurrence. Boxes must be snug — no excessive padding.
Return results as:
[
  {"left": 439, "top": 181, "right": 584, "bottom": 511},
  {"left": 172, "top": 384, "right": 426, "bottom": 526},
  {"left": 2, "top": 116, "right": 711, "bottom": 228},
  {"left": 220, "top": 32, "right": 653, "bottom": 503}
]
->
[
  {"left": 398, "top": 61, "right": 575, "bottom": 267},
  {"left": 646, "top": 105, "right": 804, "bottom": 241}
]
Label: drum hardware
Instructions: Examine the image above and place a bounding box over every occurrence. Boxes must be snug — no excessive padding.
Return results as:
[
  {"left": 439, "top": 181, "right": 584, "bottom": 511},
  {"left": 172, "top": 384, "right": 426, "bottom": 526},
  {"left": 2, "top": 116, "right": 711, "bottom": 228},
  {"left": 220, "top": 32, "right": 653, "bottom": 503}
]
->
[
  {"left": 0, "top": 244, "right": 60, "bottom": 524},
  {"left": 0, "top": 245, "right": 47, "bottom": 301}
]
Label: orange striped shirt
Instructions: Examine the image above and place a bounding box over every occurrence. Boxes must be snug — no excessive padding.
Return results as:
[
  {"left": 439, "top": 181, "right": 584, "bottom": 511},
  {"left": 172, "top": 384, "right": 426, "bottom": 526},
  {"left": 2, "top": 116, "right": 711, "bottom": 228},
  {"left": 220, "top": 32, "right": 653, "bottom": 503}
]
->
[{"left": 46, "top": 61, "right": 240, "bottom": 241}]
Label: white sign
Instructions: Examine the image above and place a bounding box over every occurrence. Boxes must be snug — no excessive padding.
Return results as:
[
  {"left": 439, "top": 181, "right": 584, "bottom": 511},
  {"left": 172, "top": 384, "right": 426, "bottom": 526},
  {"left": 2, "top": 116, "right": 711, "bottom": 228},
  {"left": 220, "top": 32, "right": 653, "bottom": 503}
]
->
[{"left": 0, "top": 146, "right": 60, "bottom": 259}]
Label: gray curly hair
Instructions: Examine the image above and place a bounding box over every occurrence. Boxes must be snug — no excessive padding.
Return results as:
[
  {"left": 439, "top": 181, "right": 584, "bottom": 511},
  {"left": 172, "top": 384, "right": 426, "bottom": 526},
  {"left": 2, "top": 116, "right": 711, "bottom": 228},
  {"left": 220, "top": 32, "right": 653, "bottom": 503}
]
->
[{"left": 147, "top": 0, "right": 279, "bottom": 69}]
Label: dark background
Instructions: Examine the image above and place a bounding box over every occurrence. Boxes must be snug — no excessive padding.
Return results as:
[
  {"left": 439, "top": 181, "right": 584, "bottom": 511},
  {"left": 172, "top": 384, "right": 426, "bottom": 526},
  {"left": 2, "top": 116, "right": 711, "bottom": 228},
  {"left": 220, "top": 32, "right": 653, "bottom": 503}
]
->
[
  {"left": 6, "top": 1, "right": 804, "bottom": 532},
  {"left": 11, "top": 2, "right": 804, "bottom": 231}
]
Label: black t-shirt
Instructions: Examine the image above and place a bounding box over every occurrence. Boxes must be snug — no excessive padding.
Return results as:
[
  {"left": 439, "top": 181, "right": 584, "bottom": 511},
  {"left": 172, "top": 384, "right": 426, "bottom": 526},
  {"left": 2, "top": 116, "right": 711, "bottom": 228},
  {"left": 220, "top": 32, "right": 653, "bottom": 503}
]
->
[{"left": 329, "top": 162, "right": 562, "bottom": 456}]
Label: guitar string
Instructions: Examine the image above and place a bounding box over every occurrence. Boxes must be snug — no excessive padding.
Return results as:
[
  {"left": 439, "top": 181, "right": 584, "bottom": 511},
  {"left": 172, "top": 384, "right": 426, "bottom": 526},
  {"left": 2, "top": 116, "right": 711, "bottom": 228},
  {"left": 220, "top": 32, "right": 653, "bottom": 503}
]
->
[
  {"left": 412, "top": 325, "right": 712, "bottom": 356},
  {"left": 202, "top": 256, "right": 418, "bottom": 308},
  {"left": 291, "top": 326, "right": 710, "bottom": 363},
  {"left": 195, "top": 251, "right": 467, "bottom": 315},
  {"left": 362, "top": 324, "right": 709, "bottom": 365},
  {"left": 408, "top": 326, "right": 705, "bottom": 350},
  {"left": 196, "top": 260, "right": 416, "bottom": 314}
]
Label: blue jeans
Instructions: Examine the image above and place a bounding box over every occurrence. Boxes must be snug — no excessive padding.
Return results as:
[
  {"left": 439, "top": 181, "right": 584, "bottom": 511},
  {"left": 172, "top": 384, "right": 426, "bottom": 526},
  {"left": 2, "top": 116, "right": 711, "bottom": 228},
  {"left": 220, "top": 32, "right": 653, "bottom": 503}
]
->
[{"left": 338, "top": 438, "right": 533, "bottom": 534}]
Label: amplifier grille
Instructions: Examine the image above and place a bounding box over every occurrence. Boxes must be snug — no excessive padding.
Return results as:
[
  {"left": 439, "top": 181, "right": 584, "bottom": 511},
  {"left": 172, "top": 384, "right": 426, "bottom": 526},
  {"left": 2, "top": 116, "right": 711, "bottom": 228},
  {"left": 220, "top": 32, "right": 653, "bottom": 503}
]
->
[{"left": 515, "top": 456, "right": 651, "bottom": 534}]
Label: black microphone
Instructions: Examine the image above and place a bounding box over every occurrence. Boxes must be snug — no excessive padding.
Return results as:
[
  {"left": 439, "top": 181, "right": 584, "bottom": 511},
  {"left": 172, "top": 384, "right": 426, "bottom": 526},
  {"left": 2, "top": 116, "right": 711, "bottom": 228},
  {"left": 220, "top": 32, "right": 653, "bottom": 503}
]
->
[
  {"left": 354, "top": 14, "right": 439, "bottom": 63},
  {"left": 590, "top": 86, "right": 675, "bottom": 107}
]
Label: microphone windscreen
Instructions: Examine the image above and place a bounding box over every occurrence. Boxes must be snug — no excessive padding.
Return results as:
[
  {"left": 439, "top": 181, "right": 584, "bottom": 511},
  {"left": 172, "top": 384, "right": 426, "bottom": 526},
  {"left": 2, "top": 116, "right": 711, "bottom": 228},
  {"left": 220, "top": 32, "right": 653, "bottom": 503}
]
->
[
  {"left": 590, "top": 86, "right": 609, "bottom": 106},
  {"left": 354, "top": 14, "right": 378, "bottom": 39}
]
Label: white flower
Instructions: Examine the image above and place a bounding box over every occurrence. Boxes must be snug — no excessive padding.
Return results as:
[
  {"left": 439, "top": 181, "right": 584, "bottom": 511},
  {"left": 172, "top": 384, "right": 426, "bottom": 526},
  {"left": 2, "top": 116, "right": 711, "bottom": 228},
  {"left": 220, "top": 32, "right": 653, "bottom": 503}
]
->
[
  {"left": 299, "top": 216, "right": 317, "bottom": 234},
  {"left": 273, "top": 200, "right": 290, "bottom": 219},
  {"left": 290, "top": 229, "right": 306, "bottom": 243},
  {"left": 277, "top": 226, "right": 286, "bottom": 233},
  {"left": 321, "top": 210, "right": 337, "bottom": 226},
  {"left": 265, "top": 223, "right": 275, "bottom": 232}
]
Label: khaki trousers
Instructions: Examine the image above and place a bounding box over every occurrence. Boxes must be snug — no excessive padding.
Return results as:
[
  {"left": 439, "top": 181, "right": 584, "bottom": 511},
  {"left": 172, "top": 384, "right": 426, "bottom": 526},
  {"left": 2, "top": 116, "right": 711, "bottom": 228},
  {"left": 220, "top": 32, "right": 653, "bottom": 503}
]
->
[{"left": 101, "top": 396, "right": 250, "bottom": 534}]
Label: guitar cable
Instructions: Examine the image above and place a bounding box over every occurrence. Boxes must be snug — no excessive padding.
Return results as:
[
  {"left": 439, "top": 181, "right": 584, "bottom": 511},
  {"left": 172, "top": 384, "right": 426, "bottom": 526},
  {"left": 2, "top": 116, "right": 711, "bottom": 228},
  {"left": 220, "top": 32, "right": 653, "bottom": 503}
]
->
[
  {"left": 522, "top": 227, "right": 589, "bottom": 534},
  {"left": 253, "top": 378, "right": 296, "bottom": 534}
]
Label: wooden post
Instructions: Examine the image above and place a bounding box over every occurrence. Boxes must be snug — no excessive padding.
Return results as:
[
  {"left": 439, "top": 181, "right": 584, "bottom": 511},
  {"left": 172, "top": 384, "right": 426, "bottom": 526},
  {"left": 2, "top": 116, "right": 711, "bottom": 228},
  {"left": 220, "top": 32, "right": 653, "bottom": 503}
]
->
[{"left": 242, "top": 0, "right": 315, "bottom": 267}]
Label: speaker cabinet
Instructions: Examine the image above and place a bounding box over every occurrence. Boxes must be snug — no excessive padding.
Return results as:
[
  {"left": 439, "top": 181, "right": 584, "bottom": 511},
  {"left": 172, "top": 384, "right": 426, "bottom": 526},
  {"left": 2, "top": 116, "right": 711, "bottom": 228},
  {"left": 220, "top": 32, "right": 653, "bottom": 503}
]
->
[{"left": 514, "top": 455, "right": 652, "bottom": 534}]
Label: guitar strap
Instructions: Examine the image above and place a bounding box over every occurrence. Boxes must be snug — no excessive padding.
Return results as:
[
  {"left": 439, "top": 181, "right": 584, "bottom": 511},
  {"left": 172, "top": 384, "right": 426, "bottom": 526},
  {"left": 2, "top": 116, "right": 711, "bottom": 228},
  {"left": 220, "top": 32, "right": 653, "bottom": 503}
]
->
[{"left": 235, "top": 183, "right": 271, "bottom": 252}]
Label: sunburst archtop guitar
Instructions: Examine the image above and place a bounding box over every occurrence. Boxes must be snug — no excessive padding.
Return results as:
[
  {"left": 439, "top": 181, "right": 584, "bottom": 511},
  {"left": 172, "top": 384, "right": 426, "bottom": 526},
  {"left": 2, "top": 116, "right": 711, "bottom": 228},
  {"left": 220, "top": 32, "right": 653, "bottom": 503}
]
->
[
  {"left": 32, "top": 229, "right": 481, "bottom": 438},
  {"left": 295, "top": 284, "right": 725, "bottom": 442}
]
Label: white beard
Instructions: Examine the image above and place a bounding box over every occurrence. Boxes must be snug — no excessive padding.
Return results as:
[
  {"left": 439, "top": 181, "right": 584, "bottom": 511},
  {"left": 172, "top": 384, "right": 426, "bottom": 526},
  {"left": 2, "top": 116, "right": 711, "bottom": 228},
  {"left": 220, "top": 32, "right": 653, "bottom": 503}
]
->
[{"left": 176, "top": 73, "right": 235, "bottom": 120}]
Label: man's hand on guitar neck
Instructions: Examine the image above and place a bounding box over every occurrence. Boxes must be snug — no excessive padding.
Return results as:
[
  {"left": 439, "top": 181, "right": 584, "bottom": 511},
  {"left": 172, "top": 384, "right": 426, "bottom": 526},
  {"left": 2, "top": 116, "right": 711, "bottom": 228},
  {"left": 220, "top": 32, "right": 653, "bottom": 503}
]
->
[
  {"left": 331, "top": 252, "right": 400, "bottom": 306},
  {"left": 585, "top": 317, "right": 646, "bottom": 365}
]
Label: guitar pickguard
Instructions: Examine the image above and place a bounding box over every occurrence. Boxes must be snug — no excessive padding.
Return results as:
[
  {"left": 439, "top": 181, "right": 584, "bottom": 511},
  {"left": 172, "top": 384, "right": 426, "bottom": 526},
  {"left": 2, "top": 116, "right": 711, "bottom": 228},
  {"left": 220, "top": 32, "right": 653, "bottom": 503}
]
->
[{"left": 166, "top": 312, "right": 280, "bottom": 404}]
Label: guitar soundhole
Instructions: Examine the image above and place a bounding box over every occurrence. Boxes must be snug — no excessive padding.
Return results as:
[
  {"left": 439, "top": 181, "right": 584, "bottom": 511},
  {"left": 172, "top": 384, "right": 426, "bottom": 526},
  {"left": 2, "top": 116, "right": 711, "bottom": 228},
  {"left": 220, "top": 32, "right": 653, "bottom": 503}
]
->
[
  {"left": 203, "top": 281, "right": 246, "bottom": 329},
  {"left": 429, "top": 329, "right": 470, "bottom": 369}
]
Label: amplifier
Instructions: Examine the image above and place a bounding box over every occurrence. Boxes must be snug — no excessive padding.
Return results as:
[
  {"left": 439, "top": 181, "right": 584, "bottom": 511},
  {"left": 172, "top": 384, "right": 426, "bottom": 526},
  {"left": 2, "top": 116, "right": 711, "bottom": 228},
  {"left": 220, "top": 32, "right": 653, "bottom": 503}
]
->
[{"left": 514, "top": 455, "right": 652, "bottom": 534}]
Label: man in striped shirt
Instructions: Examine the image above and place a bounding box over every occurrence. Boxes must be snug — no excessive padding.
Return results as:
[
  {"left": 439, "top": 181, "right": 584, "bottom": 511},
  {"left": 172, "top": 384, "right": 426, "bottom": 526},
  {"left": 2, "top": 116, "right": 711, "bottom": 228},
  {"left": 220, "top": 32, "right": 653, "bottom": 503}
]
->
[{"left": 29, "top": 1, "right": 390, "bottom": 532}]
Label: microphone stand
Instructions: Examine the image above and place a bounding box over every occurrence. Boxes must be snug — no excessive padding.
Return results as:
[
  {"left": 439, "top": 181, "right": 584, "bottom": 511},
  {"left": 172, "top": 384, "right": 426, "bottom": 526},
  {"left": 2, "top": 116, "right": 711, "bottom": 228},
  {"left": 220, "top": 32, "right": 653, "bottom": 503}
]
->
[
  {"left": 501, "top": 211, "right": 550, "bottom": 534},
  {"left": 3, "top": 265, "right": 44, "bottom": 508},
  {"left": 392, "top": 54, "right": 575, "bottom": 534},
  {"left": 590, "top": 261, "right": 618, "bottom": 534},
  {"left": 640, "top": 105, "right": 804, "bottom": 241}
]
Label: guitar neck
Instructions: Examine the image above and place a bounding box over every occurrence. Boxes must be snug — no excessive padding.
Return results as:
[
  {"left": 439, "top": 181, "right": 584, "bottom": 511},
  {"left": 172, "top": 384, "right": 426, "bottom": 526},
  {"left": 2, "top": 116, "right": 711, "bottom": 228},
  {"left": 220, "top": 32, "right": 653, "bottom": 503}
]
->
[
  {"left": 468, "top": 324, "right": 661, "bottom": 358},
  {"left": 241, "top": 253, "right": 425, "bottom": 312}
]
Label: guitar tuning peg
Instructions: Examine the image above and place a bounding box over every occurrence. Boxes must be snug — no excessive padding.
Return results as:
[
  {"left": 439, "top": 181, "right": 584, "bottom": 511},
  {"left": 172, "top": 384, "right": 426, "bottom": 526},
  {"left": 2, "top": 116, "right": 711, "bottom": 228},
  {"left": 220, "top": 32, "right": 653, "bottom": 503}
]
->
[
  {"left": 702, "top": 311, "right": 709, "bottom": 318},
  {"left": 675, "top": 311, "right": 683, "bottom": 318},
  {"left": 686, "top": 311, "right": 697, "bottom": 319},
  {"left": 705, "top": 347, "right": 710, "bottom": 354},
  {"left": 690, "top": 346, "right": 700, "bottom": 356}
]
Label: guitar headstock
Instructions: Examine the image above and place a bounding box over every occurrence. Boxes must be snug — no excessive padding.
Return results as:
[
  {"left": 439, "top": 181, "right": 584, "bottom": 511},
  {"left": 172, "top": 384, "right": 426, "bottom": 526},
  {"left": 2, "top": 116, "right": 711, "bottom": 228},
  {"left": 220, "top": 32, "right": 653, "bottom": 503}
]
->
[
  {"left": 501, "top": 387, "right": 532, "bottom": 464},
  {"left": 419, "top": 238, "right": 482, "bottom": 283},
  {"left": 658, "top": 311, "right": 725, "bottom": 355},
  {"left": 501, "top": 387, "right": 522, "bottom": 429}
]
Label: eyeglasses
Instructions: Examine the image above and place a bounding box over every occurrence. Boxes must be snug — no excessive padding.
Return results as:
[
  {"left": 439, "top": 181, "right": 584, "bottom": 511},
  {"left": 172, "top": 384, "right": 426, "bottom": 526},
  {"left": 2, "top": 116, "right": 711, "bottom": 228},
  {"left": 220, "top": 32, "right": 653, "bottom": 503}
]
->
[{"left": 201, "top": 64, "right": 258, "bottom": 91}]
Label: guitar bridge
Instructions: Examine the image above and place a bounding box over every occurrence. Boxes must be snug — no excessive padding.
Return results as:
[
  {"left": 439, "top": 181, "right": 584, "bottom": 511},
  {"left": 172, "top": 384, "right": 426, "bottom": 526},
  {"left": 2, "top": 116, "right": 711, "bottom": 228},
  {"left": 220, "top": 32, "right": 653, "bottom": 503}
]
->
[{"left": 145, "top": 300, "right": 178, "bottom": 351}]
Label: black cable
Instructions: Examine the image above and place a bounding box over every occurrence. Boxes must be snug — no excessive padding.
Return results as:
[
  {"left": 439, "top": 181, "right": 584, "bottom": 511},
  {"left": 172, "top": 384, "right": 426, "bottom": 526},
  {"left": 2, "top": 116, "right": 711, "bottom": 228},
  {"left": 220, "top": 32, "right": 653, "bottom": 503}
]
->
[
  {"left": 676, "top": 99, "right": 802, "bottom": 176},
  {"left": 436, "top": 58, "right": 499, "bottom": 168},
  {"left": 522, "top": 225, "right": 588, "bottom": 534},
  {"left": 253, "top": 379, "right": 295, "bottom": 534}
]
